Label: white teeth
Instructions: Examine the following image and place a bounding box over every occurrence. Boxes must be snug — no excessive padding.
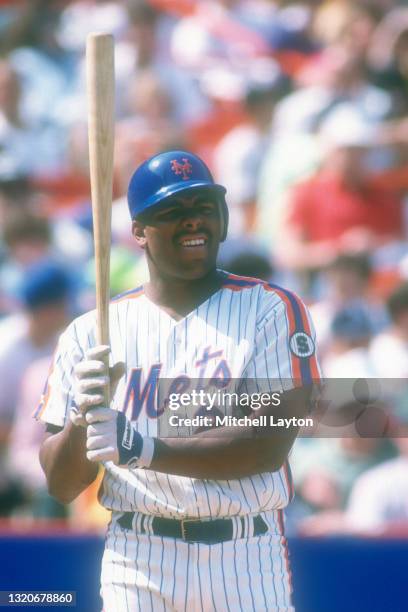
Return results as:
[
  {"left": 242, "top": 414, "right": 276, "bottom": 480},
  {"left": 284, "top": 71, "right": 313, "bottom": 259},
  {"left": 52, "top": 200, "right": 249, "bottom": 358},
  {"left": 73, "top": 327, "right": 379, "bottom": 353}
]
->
[{"left": 181, "top": 238, "right": 206, "bottom": 246}]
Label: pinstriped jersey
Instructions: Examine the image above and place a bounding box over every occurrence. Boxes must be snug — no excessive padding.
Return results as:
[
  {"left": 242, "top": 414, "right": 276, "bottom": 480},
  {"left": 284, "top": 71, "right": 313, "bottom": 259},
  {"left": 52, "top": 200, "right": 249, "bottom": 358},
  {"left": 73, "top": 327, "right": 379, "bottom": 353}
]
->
[{"left": 36, "top": 270, "right": 321, "bottom": 519}]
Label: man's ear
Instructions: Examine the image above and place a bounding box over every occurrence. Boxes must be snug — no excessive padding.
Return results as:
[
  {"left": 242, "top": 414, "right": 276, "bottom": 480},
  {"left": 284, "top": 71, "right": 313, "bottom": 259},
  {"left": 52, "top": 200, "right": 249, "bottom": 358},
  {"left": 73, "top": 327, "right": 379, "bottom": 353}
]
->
[{"left": 132, "top": 219, "right": 147, "bottom": 249}]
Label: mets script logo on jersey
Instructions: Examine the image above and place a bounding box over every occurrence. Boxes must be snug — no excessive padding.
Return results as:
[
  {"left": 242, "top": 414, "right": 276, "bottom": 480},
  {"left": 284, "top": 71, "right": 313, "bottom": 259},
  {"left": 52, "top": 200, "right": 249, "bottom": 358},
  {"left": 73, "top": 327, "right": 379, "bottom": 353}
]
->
[
  {"left": 290, "top": 332, "right": 315, "bottom": 358},
  {"left": 122, "top": 346, "right": 231, "bottom": 421},
  {"left": 170, "top": 158, "right": 193, "bottom": 180}
]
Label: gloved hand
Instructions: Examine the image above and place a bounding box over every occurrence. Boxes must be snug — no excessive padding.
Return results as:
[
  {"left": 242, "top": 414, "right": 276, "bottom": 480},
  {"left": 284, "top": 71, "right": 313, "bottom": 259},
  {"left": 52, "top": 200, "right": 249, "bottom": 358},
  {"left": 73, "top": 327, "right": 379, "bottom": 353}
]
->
[
  {"left": 85, "top": 407, "right": 143, "bottom": 468},
  {"left": 71, "top": 345, "right": 125, "bottom": 427},
  {"left": 71, "top": 345, "right": 154, "bottom": 469}
]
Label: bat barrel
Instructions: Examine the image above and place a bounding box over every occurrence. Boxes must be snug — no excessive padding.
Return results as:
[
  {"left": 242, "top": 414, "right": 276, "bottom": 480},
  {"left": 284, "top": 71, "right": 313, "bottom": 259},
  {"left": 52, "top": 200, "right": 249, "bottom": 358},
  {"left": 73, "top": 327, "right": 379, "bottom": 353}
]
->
[{"left": 87, "top": 32, "right": 115, "bottom": 405}]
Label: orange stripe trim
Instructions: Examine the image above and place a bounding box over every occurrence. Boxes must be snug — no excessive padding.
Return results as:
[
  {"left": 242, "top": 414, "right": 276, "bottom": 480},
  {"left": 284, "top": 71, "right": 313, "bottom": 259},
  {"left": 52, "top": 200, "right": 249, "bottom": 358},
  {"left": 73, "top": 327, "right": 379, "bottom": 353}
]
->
[
  {"left": 265, "top": 283, "right": 321, "bottom": 383},
  {"left": 292, "top": 294, "right": 321, "bottom": 381},
  {"left": 225, "top": 272, "right": 264, "bottom": 284},
  {"left": 222, "top": 283, "right": 254, "bottom": 292},
  {"left": 283, "top": 460, "right": 294, "bottom": 501},
  {"left": 267, "top": 286, "right": 302, "bottom": 384},
  {"left": 111, "top": 287, "right": 144, "bottom": 304},
  {"left": 277, "top": 510, "right": 293, "bottom": 594},
  {"left": 34, "top": 350, "right": 57, "bottom": 420},
  {"left": 224, "top": 273, "right": 321, "bottom": 383}
]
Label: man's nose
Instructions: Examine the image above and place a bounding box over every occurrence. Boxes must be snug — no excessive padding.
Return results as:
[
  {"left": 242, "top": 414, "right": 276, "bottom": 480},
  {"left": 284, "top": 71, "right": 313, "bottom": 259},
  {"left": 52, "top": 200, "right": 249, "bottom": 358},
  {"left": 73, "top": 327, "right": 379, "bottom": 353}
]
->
[{"left": 181, "top": 213, "right": 203, "bottom": 231}]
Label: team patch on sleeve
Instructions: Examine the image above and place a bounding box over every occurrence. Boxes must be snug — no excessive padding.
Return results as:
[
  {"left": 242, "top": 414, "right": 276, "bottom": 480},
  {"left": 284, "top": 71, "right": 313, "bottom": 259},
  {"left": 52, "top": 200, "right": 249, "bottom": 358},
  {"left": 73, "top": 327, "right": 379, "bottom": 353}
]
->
[
  {"left": 289, "top": 331, "right": 315, "bottom": 358},
  {"left": 265, "top": 283, "right": 321, "bottom": 386}
]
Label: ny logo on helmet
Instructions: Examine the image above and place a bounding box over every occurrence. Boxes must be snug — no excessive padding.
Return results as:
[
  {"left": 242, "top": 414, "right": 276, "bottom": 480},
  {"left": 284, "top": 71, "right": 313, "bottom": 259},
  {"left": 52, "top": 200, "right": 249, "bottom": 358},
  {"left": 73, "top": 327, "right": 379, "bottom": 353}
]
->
[{"left": 170, "top": 158, "right": 193, "bottom": 180}]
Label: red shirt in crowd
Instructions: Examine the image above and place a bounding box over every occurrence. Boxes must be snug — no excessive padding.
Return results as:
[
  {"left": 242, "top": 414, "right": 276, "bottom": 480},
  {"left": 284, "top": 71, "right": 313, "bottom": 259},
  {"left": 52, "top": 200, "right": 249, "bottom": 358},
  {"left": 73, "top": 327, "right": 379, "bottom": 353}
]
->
[{"left": 288, "top": 174, "right": 404, "bottom": 242}]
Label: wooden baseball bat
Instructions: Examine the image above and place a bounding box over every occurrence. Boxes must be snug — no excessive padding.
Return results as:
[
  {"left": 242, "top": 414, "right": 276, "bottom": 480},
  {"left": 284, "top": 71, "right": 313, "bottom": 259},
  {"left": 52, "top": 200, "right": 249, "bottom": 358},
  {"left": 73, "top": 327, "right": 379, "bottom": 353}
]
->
[{"left": 86, "top": 32, "right": 115, "bottom": 404}]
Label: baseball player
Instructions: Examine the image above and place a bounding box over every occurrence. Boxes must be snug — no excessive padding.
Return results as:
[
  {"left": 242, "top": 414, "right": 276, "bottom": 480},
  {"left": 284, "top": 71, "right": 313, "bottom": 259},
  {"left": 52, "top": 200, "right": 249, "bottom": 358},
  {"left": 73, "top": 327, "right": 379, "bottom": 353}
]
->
[{"left": 38, "top": 150, "right": 321, "bottom": 611}]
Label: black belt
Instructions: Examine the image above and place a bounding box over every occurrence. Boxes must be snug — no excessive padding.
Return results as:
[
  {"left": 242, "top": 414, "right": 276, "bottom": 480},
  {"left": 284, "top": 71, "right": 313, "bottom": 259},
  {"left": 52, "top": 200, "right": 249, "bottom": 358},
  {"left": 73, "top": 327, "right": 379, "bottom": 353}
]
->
[{"left": 117, "top": 512, "right": 268, "bottom": 544}]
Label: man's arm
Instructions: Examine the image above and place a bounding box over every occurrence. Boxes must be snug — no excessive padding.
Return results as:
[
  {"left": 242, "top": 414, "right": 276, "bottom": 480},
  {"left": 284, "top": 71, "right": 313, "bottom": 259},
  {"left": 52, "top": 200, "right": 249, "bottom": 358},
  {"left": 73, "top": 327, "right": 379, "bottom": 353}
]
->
[
  {"left": 39, "top": 423, "right": 98, "bottom": 504},
  {"left": 150, "top": 385, "right": 312, "bottom": 479},
  {"left": 38, "top": 344, "right": 118, "bottom": 505},
  {"left": 84, "top": 383, "right": 313, "bottom": 480}
]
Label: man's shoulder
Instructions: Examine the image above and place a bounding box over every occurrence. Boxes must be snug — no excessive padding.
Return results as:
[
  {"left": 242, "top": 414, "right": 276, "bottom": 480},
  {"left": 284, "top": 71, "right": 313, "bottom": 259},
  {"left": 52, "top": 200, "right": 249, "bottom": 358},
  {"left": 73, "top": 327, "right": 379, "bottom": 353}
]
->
[
  {"left": 219, "top": 271, "right": 264, "bottom": 292},
  {"left": 56, "top": 286, "right": 146, "bottom": 346},
  {"left": 219, "top": 271, "right": 306, "bottom": 314}
]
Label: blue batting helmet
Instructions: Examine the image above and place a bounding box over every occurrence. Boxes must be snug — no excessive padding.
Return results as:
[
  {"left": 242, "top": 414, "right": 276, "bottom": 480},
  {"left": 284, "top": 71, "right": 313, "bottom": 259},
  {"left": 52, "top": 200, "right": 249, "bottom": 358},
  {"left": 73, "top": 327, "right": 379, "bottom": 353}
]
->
[{"left": 127, "top": 150, "right": 229, "bottom": 241}]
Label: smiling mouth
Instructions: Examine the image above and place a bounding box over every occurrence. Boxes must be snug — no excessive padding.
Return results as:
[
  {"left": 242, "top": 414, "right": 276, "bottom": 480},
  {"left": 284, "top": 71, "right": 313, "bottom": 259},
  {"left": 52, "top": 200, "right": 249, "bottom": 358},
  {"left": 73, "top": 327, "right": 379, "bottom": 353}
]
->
[{"left": 179, "top": 236, "right": 208, "bottom": 247}]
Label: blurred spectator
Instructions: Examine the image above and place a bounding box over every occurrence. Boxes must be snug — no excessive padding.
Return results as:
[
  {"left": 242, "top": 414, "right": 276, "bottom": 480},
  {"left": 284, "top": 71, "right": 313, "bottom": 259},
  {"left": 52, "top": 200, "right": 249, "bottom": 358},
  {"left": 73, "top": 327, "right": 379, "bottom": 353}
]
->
[
  {"left": 0, "top": 260, "right": 73, "bottom": 516},
  {"left": 310, "top": 254, "right": 388, "bottom": 354},
  {"left": 292, "top": 428, "right": 390, "bottom": 511},
  {"left": 0, "top": 60, "right": 41, "bottom": 179},
  {"left": 278, "top": 107, "right": 405, "bottom": 272},
  {"left": 322, "top": 304, "right": 376, "bottom": 377},
  {"left": 213, "top": 61, "right": 289, "bottom": 236},
  {"left": 0, "top": 45, "right": 68, "bottom": 177},
  {"left": 346, "top": 405, "right": 408, "bottom": 532},
  {"left": 255, "top": 118, "right": 321, "bottom": 249},
  {"left": 115, "top": 0, "right": 207, "bottom": 125},
  {"left": 256, "top": 30, "right": 395, "bottom": 247},
  {"left": 289, "top": 426, "right": 393, "bottom": 534},
  {"left": 369, "top": 281, "right": 408, "bottom": 377},
  {"left": 368, "top": 7, "right": 408, "bottom": 107},
  {"left": 218, "top": 239, "right": 274, "bottom": 281},
  {"left": 170, "top": 0, "right": 272, "bottom": 73},
  {"left": 6, "top": 356, "right": 68, "bottom": 519},
  {"left": 224, "top": 252, "right": 273, "bottom": 282},
  {"left": 57, "top": 0, "right": 128, "bottom": 54},
  {"left": 0, "top": 260, "right": 73, "bottom": 429},
  {"left": 313, "top": 1, "right": 382, "bottom": 53},
  {"left": 274, "top": 41, "right": 392, "bottom": 134},
  {"left": 0, "top": 212, "right": 52, "bottom": 313},
  {"left": 0, "top": 176, "right": 31, "bottom": 225},
  {"left": 115, "top": 69, "right": 185, "bottom": 195},
  {"left": 2, "top": 212, "right": 51, "bottom": 265}
]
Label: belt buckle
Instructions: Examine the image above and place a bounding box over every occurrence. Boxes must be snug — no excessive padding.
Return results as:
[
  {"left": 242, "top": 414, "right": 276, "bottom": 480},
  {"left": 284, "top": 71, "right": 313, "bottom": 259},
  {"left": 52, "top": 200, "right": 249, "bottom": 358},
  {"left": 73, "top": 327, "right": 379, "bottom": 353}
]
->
[{"left": 180, "top": 518, "right": 200, "bottom": 541}]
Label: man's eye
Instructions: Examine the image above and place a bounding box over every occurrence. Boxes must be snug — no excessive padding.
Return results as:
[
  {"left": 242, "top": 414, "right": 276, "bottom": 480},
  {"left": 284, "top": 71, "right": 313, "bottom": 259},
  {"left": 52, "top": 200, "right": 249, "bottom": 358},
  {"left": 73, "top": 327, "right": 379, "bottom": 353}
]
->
[
  {"left": 157, "top": 209, "right": 181, "bottom": 221},
  {"left": 199, "top": 204, "right": 216, "bottom": 215}
]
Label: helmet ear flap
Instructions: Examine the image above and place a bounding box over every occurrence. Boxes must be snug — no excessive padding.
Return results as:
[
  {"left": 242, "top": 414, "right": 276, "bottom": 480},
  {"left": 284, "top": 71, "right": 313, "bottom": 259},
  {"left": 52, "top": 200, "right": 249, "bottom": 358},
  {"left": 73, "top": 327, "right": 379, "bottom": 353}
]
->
[{"left": 219, "top": 199, "right": 229, "bottom": 242}]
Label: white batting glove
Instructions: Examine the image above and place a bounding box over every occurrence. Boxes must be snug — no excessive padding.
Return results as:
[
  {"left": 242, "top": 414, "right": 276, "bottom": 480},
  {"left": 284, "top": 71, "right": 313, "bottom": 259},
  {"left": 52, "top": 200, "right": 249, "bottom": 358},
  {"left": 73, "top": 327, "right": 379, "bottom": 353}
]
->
[
  {"left": 71, "top": 345, "right": 125, "bottom": 427},
  {"left": 85, "top": 407, "right": 144, "bottom": 468}
]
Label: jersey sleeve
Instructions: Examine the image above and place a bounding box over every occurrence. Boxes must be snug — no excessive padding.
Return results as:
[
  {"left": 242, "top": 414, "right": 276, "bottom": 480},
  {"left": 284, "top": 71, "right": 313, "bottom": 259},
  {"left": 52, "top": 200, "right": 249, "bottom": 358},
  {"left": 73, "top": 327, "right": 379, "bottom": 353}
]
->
[
  {"left": 241, "top": 286, "right": 321, "bottom": 394},
  {"left": 34, "top": 323, "right": 89, "bottom": 428}
]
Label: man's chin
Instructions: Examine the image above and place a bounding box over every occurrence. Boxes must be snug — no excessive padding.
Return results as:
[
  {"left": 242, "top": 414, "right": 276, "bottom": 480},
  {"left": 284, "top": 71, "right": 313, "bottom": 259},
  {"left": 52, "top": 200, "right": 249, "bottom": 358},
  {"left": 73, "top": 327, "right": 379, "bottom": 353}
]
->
[{"left": 174, "top": 260, "right": 215, "bottom": 280}]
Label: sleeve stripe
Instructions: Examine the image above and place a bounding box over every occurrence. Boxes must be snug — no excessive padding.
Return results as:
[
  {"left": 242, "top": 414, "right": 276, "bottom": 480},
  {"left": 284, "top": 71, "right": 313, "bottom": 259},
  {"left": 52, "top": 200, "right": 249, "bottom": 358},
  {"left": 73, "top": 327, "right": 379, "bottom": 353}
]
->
[
  {"left": 266, "top": 285, "right": 302, "bottom": 384},
  {"left": 222, "top": 272, "right": 263, "bottom": 290},
  {"left": 223, "top": 274, "right": 321, "bottom": 384},
  {"left": 33, "top": 350, "right": 57, "bottom": 419},
  {"left": 282, "top": 460, "right": 294, "bottom": 501},
  {"left": 266, "top": 283, "right": 321, "bottom": 385},
  {"left": 277, "top": 510, "right": 293, "bottom": 593}
]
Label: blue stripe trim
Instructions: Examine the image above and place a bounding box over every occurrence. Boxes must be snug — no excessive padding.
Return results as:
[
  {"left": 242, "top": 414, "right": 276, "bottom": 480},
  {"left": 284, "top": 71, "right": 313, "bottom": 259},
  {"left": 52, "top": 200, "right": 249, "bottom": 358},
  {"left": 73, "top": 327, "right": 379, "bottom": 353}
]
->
[
  {"left": 224, "top": 277, "right": 261, "bottom": 287},
  {"left": 268, "top": 283, "right": 313, "bottom": 384},
  {"left": 111, "top": 285, "right": 144, "bottom": 302}
]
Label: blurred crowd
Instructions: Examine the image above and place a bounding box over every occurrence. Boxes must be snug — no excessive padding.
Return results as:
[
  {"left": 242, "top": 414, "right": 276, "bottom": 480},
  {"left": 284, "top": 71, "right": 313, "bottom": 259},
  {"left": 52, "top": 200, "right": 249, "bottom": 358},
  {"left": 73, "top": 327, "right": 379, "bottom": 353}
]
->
[{"left": 1, "top": 0, "right": 408, "bottom": 535}]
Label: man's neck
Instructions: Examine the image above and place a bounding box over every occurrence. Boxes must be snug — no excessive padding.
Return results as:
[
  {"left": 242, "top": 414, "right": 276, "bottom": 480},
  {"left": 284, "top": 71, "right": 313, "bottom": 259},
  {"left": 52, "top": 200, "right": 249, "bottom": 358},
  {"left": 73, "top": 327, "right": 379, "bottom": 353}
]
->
[{"left": 144, "top": 268, "right": 224, "bottom": 319}]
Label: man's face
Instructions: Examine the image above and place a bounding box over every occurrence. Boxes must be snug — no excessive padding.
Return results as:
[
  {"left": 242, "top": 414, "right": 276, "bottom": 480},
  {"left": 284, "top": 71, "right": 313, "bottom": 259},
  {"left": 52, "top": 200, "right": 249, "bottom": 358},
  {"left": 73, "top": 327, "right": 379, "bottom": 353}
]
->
[
  {"left": 132, "top": 191, "right": 223, "bottom": 280},
  {"left": 328, "top": 267, "right": 366, "bottom": 300}
]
